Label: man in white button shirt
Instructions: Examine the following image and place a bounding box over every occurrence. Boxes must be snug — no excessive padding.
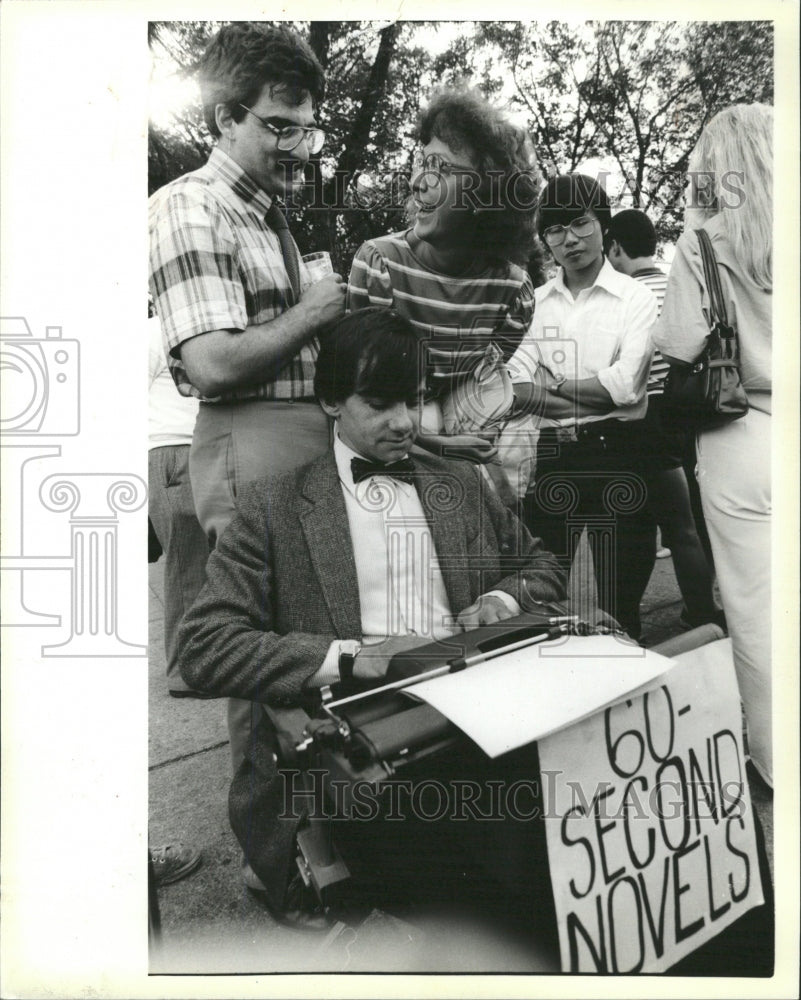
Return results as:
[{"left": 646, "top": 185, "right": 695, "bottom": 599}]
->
[
  {"left": 179, "top": 307, "right": 565, "bottom": 919},
  {"left": 507, "top": 174, "right": 658, "bottom": 640}
]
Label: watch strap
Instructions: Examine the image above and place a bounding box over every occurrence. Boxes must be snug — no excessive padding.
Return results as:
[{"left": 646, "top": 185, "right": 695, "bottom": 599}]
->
[{"left": 338, "top": 641, "right": 359, "bottom": 682}]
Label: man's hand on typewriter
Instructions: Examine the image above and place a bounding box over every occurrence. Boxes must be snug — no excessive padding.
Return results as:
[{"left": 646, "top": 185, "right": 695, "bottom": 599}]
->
[
  {"left": 457, "top": 594, "right": 516, "bottom": 630},
  {"left": 353, "top": 635, "right": 430, "bottom": 680}
]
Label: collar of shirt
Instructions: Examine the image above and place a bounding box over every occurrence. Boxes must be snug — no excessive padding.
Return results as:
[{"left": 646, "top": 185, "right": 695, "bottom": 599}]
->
[
  {"left": 333, "top": 432, "right": 415, "bottom": 499},
  {"left": 540, "top": 258, "right": 630, "bottom": 304},
  {"left": 631, "top": 266, "right": 665, "bottom": 279},
  {"left": 206, "top": 146, "right": 274, "bottom": 219}
]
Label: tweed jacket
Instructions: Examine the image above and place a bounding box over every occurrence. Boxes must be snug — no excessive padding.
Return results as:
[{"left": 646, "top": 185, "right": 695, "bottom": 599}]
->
[{"left": 180, "top": 450, "right": 566, "bottom": 706}]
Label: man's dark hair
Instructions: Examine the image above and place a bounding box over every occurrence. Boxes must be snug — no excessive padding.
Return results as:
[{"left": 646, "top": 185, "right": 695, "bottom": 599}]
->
[
  {"left": 314, "top": 309, "right": 422, "bottom": 405},
  {"left": 198, "top": 22, "right": 325, "bottom": 138},
  {"left": 536, "top": 173, "right": 612, "bottom": 239},
  {"left": 605, "top": 209, "right": 657, "bottom": 259},
  {"left": 414, "top": 87, "right": 541, "bottom": 267}
]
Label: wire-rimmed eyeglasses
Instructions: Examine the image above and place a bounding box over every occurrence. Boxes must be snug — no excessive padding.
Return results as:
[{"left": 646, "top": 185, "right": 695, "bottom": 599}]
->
[{"left": 412, "top": 150, "right": 475, "bottom": 182}]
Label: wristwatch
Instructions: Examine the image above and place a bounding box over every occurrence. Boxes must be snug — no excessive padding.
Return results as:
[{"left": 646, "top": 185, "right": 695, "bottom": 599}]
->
[
  {"left": 551, "top": 374, "right": 567, "bottom": 396},
  {"left": 338, "top": 640, "right": 361, "bottom": 683}
]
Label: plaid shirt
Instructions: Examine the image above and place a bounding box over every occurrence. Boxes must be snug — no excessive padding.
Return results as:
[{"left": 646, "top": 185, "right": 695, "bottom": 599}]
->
[{"left": 149, "top": 146, "right": 317, "bottom": 403}]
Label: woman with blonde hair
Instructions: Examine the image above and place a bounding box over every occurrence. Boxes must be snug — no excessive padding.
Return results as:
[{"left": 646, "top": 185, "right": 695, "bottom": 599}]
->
[{"left": 654, "top": 103, "right": 773, "bottom": 788}]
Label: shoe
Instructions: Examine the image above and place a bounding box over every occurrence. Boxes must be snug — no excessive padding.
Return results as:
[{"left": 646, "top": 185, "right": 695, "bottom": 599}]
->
[
  {"left": 282, "top": 872, "right": 333, "bottom": 931},
  {"left": 150, "top": 843, "right": 202, "bottom": 886},
  {"left": 247, "top": 869, "right": 332, "bottom": 932},
  {"left": 242, "top": 859, "right": 268, "bottom": 892},
  {"left": 656, "top": 546, "right": 672, "bottom": 559},
  {"left": 169, "top": 689, "right": 218, "bottom": 700}
]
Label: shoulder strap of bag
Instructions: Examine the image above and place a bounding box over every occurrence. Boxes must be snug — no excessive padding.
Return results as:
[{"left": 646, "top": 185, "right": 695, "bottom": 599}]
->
[{"left": 696, "top": 228, "right": 730, "bottom": 331}]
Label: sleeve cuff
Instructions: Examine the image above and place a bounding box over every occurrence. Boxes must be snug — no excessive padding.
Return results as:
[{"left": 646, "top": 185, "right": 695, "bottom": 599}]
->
[
  {"left": 596, "top": 367, "right": 639, "bottom": 407},
  {"left": 506, "top": 345, "right": 541, "bottom": 385},
  {"left": 304, "top": 641, "right": 343, "bottom": 689},
  {"left": 485, "top": 591, "right": 522, "bottom": 616}
]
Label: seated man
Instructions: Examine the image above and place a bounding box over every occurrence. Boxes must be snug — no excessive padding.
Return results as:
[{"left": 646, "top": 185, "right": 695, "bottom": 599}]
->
[{"left": 179, "top": 307, "right": 566, "bottom": 921}]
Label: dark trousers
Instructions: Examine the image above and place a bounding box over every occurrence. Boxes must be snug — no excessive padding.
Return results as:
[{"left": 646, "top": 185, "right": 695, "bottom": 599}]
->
[
  {"left": 230, "top": 712, "right": 557, "bottom": 932},
  {"left": 524, "top": 421, "right": 657, "bottom": 638}
]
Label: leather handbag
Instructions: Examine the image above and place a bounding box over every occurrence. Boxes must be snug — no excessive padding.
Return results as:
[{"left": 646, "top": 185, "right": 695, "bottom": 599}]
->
[{"left": 661, "top": 228, "right": 749, "bottom": 432}]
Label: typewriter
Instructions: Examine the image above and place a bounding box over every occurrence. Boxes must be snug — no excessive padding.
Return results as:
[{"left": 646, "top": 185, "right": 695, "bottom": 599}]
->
[{"left": 265, "top": 606, "right": 724, "bottom": 905}]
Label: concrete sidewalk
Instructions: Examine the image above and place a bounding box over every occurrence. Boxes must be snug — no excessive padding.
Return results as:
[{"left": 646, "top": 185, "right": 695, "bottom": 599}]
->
[{"left": 148, "top": 556, "right": 773, "bottom": 974}]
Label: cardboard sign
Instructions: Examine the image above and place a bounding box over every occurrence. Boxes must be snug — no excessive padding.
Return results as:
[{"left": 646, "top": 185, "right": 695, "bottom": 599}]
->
[{"left": 538, "top": 639, "right": 764, "bottom": 973}]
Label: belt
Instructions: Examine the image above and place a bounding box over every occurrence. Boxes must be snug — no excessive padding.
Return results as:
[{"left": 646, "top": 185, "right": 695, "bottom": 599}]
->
[
  {"left": 576, "top": 419, "right": 624, "bottom": 440},
  {"left": 540, "top": 419, "right": 621, "bottom": 440},
  {"left": 540, "top": 420, "right": 646, "bottom": 457}
]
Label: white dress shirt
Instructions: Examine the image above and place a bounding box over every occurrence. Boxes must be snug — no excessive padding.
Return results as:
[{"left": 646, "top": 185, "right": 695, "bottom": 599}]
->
[
  {"left": 307, "top": 432, "right": 519, "bottom": 686},
  {"left": 148, "top": 316, "right": 199, "bottom": 449},
  {"left": 507, "top": 260, "right": 658, "bottom": 424},
  {"left": 336, "top": 434, "right": 455, "bottom": 644}
]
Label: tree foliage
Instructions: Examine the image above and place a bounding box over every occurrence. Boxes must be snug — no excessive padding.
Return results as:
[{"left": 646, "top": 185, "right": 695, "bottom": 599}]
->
[
  {"left": 435, "top": 20, "right": 773, "bottom": 246},
  {"left": 148, "top": 19, "right": 773, "bottom": 264}
]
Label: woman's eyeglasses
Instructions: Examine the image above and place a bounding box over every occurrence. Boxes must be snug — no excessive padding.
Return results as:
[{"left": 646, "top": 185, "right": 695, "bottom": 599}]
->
[
  {"left": 542, "top": 215, "right": 598, "bottom": 247},
  {"left": 412, "top": 150, "right": 475, "bottom": 181},
  {"left": 238, "top": 104, "right": 326, "bottom": 154}
]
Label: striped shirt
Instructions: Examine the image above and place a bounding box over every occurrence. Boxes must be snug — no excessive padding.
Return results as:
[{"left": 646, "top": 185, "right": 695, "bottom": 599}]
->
[
  {"left": 347, "top": 230, "right": 535, "bottom": 386},
  {"left": 148, "top": 146, "right": 317, "bottom": 403},
  {"left": 631, "top": 266, "right": 669, "bottom": 395}
]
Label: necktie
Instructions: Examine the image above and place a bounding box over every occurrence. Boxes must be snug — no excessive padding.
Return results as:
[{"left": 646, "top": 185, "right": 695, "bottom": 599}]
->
[
  {"left": 265, "top": 201, "right": 301, "bottom": 301},
  {"left": 351, "top": 457, "right": 416, "bottom": 485}
]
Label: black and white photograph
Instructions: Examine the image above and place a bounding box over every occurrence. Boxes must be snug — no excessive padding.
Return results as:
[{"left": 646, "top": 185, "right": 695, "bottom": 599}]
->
[{"left": 1, "top": 2, "right": 798, "bottom": 996}]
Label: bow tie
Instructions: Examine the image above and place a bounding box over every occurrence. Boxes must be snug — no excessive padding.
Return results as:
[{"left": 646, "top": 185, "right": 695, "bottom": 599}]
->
[{"left": 351, "top": 456, "right": 416, "bottom": 485}]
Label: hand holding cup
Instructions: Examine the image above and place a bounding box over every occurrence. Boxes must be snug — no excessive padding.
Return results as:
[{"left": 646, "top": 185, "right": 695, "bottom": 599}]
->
[
  {"left": 302, "top": 251, "right": 334, "bottom": 283},
  {"left": 299, "top": 269, "right": 347, "bottom": 330}
]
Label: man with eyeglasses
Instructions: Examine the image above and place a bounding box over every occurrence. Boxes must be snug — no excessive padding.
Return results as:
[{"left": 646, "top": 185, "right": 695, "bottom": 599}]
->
[
  {"left": 149, "top": 23, "right": 346, "bottom": 784},
  {"left": 507, "top": 174, "right": 658, "bottom": 640}
]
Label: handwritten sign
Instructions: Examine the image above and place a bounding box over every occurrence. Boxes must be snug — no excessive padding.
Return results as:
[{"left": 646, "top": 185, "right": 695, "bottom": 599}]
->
[{"left": 538, "top": 639, "right": 763, "bottom": 973}]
